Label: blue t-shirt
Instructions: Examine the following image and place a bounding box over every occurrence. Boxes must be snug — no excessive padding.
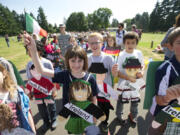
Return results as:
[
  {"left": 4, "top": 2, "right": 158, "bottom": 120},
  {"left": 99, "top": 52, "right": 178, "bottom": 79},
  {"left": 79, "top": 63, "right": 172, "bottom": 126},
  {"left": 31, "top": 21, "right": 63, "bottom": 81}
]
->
[
  {"left": 52, "top": 70, "right": 99, "bottom": 105},
  {"left": 150, "top": 55, "right": 180, "bottom": 116}
]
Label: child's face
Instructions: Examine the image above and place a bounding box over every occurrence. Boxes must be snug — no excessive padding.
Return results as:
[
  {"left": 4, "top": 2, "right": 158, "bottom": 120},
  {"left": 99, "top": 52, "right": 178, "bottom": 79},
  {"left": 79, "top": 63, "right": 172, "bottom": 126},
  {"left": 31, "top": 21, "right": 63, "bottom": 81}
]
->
[
  {"left": 73, "top": 88, "right": 88, "bottom": 101},
  {"left": 69, "top": 57, "right": 84, "bottom": 73},
  {"left": 125, "top": 68, "right": 141, "bottom": 78},
  {"left": 124, "top": 39, "right": 137, "bottom": 53},
  {"left": 69, "top": 37, "right": 77, "bottom": 46},
  {"left": 172, "top": 35, "right": 180, "bottom": 57},
  {"left": 107, "top": 38, "right": 114, "bottom": 47},
  {"left": 88, "top": 36, "right": 102, "bottom": 55}
]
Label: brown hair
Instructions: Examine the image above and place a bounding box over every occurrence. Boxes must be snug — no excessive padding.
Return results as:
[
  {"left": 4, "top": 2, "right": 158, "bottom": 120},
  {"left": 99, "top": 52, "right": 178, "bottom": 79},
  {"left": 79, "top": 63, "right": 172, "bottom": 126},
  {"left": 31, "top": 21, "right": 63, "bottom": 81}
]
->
[
  {"left": 0, "top": 64, "right": 16, "bottom": 98},
  {"left": 69, "top": 81, "right": 93, "bottom": 101},
  {"left": 123, "top": 31, "right": 139, "bottom": 44},
  {"left": 65, "top": 45, "right": 88, "bottom": 71},
  {"left": 168, "top": 27, "right": 180, "bottom": 46},
  {"left": 0, "top": 104, "right": 17, "bottom": 132},
  {"left": 175, "top": 13, "right": 180, "bottom": 28},
  {"left": 107, "top": 35, "right": 116, "bottom": 47}
]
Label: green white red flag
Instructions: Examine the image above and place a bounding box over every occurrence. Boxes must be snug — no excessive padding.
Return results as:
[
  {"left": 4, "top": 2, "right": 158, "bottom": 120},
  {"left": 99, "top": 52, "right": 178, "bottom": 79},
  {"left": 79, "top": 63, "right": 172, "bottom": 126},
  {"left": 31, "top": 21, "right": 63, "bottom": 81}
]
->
[{"left": 25, "top": 13, "right": 48, "bottom": 37}]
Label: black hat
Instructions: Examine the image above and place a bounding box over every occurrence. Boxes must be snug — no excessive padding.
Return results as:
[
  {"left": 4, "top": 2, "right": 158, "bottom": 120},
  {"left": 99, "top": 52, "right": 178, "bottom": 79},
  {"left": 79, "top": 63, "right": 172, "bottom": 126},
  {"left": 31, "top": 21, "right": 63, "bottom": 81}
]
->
[
  {"left": 123, "top": 57, "right": 141, "bottom": 68},
  {"left": 88, "top": 63, "right": 108, "bottom": 74}
]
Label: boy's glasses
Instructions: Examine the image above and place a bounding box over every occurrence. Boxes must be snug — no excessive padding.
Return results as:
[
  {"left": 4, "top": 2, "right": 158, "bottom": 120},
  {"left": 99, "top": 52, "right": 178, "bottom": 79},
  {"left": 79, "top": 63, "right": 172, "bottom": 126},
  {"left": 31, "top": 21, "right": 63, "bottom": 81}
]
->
[{"left": 88, "top": 42, "right": 102, "bottom": 45}]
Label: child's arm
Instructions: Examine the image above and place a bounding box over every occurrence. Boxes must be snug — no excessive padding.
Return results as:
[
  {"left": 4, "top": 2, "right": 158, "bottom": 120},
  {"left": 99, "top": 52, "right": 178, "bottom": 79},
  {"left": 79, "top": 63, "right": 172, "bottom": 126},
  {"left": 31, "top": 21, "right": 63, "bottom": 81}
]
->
[
  {"left": 111, "top": 64, "right": 136, "bottom": 82},
  {"left": 28, "top": 111, "right": 36, "bottom": 134},
  {"left": 24, "top": 33, "right": 54, "bottom": 78}
]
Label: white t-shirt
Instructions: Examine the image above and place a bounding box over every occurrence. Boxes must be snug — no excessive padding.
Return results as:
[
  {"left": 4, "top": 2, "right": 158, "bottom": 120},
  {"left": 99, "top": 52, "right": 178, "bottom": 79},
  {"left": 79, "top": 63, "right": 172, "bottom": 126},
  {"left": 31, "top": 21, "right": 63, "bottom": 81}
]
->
[
  {"left": 117, "top": 49, "right": 144, "bottom": 85},
  {"left": 116, "top": 30, "right": 125, "bottom": 46}
]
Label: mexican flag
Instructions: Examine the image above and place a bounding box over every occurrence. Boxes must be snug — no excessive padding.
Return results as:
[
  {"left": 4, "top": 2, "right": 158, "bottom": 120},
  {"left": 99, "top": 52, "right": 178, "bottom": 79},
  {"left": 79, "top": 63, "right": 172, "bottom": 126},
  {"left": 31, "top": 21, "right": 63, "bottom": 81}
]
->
[{"left": 25, "top": 13, "right": 48, "bottom": 37}]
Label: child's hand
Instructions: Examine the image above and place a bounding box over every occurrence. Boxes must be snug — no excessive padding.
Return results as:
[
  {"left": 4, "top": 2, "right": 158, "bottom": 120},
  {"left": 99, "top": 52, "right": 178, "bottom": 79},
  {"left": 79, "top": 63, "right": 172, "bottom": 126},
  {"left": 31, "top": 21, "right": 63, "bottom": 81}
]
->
[
  {"left": 128, "top": 76, "right": 136, "bottom": 83},
  {"left": 24, "top": 33, "right": 37, "bottom": 53},
  {"left": 112, "top": 64, "right": 118, "bottom": 77},
  {"left": 52, "top": 90, "right": 57, "bottom": 98},
  {"left": 165, "top": 84, "right": 180, "bottom": 102},
  {"left": 136, "top": 72, "right": 143, "bottom": 79}
]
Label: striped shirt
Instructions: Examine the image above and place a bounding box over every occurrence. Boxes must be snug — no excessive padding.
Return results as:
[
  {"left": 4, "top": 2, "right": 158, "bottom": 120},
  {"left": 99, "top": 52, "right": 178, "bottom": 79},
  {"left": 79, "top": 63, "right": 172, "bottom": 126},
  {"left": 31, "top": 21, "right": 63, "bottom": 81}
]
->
[{"left": 150, "top": 55, "right": 180, "bottom": 116}]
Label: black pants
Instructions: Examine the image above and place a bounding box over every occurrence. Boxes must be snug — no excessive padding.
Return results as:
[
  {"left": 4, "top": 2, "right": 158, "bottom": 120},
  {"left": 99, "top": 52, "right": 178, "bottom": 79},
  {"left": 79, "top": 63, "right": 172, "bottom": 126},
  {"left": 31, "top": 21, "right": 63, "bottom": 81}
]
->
[
  {"left": 37, "top": 100, "right": 56, "bottom": 125},
  {"left": 98, "top": 101, "right": 112, "bottom": 124}
]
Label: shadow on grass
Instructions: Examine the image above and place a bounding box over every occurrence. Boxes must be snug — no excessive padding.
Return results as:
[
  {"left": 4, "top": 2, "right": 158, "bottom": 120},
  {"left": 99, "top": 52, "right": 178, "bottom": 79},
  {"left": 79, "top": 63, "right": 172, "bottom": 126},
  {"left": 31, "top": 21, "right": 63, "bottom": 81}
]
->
[{"left": 108, "top": 111, "right": 152, "bottom": 135}]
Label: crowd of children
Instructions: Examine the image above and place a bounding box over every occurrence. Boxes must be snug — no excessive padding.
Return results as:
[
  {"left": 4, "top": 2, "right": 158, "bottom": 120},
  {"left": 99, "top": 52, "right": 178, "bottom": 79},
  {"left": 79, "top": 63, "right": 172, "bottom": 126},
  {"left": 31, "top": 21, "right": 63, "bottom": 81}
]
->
[{"left": 1, "top": 20, "right": 180, "bottom": 135}]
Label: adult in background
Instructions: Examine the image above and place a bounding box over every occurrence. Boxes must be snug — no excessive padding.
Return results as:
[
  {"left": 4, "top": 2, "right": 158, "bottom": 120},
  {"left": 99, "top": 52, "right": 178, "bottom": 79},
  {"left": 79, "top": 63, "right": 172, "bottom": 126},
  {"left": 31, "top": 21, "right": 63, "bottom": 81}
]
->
[
  {"left": 116, "top": 23, "right": 126, "bottom": 50},
  {"left": 57, "top": 24, "right": 71, "bottom": 57},
  {"left": 5, "top": 34, "right": 10, "bottom": 47},
  {"left": 160, "top": 13, "right": 180, "bottom": 60}
]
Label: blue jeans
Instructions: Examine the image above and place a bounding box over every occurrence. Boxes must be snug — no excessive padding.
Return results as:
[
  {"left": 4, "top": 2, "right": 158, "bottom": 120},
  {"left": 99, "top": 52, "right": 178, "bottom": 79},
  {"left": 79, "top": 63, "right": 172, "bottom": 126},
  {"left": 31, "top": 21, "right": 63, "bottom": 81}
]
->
[{"left": 37, "top": 99, "right": 56, "bottom": 125}]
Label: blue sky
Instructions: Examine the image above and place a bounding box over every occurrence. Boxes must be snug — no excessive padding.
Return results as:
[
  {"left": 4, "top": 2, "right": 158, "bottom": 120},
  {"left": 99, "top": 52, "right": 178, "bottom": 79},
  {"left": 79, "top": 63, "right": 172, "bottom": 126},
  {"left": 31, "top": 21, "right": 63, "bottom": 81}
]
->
[{"left": 1, "top": 0, "right": 160, "bottom": 25}]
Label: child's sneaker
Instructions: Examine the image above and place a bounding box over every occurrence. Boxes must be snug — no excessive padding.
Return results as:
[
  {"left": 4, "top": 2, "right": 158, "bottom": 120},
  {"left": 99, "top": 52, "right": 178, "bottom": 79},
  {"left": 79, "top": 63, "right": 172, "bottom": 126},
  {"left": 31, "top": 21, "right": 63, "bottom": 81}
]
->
[
  {"left": 115, "top": 117, "right": 127, "bottom": 126},
  {"left": 51, "top": 120, "right": 57, "bottom": 130},
  {"left": 42, "top": 123, "right": 50, "bottom": 132}
]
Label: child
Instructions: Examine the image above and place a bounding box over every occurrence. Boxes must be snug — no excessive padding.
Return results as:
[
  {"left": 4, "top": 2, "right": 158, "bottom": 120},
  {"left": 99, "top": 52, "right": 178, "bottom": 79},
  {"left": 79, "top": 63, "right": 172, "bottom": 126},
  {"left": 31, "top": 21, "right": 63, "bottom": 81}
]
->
[
  {"left": 88, "top": 32, "right": 115, "bottom": 87},
  {"left": 24, "top": 34, "right": 99, "bottom": 109},
  {"left": 59, "top": 80, "right": 105, "bottom": 134},
  {"left": 152, "top": 84, "right": 180, "bottom": 134},
  {"left": 112, "top": 32, "right": 144, "bottom": 125},
  {"left": 148, "top": 27, "right": 180, "bottom": 135},
  {"left": 26, "top": 64, "right": 57, "bottom": 130},
  {"left": 0, "top": 64, "right": 35, "bottom": 134},
  {"left": 103, "top": 35, "right": 121, "bottom": 61},
  {"left": 25, "top": 40, "right": 57, "bottom": 131}
]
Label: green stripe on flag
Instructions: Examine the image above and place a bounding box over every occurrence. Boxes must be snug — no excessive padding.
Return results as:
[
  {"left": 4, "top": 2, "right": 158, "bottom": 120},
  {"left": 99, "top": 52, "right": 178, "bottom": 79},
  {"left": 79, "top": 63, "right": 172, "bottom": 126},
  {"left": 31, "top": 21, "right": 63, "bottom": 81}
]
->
[{"left": 26, "top": 13, "right": 33, "bottom": 33}]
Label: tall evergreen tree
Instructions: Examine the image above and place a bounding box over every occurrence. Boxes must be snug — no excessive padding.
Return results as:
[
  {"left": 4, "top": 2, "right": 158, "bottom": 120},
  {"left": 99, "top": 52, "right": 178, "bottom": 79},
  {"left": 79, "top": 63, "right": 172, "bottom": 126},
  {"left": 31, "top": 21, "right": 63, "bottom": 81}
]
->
[{"left": 37, "top": 7, "right": 49, "bottom": 32}]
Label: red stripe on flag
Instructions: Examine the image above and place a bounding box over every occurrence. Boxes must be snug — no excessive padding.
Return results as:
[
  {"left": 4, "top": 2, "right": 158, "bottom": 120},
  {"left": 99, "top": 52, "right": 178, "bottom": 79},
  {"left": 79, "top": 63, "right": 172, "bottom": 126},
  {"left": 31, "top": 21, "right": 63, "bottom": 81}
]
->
[{"left": 39, "top": 28, "right": 48, "bottom": 37}]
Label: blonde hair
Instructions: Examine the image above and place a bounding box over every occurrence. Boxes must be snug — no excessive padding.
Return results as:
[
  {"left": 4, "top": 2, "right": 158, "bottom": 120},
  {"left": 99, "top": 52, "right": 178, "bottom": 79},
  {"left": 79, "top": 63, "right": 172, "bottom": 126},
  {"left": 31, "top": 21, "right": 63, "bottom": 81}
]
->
[
  {"left": 0, "top": 64, "right": 16, "bottom": 98},
  {"left": 88, "top": 32, "right": 103, "bottom": 42}
]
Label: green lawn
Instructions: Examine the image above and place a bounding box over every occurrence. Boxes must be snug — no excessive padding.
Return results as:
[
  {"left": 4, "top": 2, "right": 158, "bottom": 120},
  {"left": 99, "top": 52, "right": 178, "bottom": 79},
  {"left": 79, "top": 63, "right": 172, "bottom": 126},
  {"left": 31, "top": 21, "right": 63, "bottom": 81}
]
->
[
  {"left": 138, "top": 33, "right": 165, "bottom": 61},
  {"left": 0, "top": 33, "right": 165, "bottom": 70},
  {"left": 0, "top": 37, "right": 30, "bottom": 70}
]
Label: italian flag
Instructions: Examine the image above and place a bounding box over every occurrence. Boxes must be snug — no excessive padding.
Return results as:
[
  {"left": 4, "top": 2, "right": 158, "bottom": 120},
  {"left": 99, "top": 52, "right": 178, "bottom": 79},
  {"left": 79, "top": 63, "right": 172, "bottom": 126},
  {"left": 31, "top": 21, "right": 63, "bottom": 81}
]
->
[{"left": 26, "top": 13, "right": 48, "bottom": 37}]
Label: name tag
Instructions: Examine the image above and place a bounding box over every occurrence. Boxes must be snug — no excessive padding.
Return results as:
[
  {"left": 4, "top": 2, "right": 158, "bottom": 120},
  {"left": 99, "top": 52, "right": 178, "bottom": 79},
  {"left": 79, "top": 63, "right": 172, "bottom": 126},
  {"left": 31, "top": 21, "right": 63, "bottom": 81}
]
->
[{"left": 65, "top": 103, "right": 94, "bottom": 123}]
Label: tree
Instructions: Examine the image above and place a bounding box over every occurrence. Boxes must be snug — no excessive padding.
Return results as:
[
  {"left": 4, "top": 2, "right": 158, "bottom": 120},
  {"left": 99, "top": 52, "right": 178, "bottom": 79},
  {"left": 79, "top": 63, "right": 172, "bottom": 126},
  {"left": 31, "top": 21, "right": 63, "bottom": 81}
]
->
[
  {"left": 37, "top": 7, "right": 49, "bottom": 32},
  {"left": 30, "top": 12, "right": 36, "bottom": 20},
  {"left": 53, "top": 23, "right": 58, "bottom": 33},
  {"left": 87, "top": 8, "right": 112, "bottom": 30},
  {"left": 123, "top": 19, "right": 132, "bottom": 31},
  {"left": 111, "top": 18, "right": 119, "bottom": 27},
  {"left": 66, "top": 12, "right": 88, "bottom": 31},
  {"left": 140, "top": 12, "right": 149, "bottom": 32},
  {"left": 149, "top": 2, "right": 162, "bottom": 32}
]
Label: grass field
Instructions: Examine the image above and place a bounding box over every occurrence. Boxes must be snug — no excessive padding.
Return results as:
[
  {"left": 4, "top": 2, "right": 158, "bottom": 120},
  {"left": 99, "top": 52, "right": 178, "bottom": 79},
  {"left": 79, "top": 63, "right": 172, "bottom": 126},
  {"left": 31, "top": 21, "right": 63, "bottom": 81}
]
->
[{"left": 0, "top": 33, "right": 165, "bottom": 70}]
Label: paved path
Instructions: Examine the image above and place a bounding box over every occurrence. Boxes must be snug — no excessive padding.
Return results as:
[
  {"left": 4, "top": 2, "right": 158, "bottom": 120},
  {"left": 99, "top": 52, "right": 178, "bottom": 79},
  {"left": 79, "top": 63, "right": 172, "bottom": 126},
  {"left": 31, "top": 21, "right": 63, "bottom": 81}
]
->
[{"left": 20, "top": 69, "right": 151, "bottom": 135}]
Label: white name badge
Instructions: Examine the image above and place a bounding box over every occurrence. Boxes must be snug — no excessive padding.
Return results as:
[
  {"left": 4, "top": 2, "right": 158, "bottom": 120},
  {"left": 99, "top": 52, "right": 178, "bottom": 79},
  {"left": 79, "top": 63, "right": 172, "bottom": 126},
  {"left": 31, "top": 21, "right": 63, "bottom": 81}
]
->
[{"left": 65, "top": 103, "right": 94, "bottom": 124}]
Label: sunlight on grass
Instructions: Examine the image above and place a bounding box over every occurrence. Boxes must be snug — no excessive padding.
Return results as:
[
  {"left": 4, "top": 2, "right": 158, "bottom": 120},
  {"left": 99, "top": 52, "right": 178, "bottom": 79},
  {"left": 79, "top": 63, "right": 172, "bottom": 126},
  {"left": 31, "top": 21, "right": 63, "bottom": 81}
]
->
[{"left": 0, "top": 33, "right": 165, "bottom": 70}]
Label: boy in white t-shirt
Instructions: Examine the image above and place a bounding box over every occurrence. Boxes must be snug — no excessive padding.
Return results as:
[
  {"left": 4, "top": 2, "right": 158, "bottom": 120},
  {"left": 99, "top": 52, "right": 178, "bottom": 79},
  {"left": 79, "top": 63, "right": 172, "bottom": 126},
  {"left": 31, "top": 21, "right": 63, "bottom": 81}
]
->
[{"left": 112, "top": 31, "right": 145, "bottom": 126}]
